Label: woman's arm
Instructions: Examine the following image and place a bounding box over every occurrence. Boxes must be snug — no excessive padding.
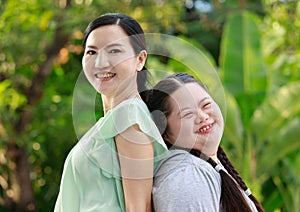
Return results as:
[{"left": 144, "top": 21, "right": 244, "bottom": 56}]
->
[{"left": 115, "top": 124, "right": 154, "bottom": 212}]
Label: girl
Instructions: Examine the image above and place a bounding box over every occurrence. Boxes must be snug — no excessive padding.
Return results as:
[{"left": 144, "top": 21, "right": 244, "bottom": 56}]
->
[
  {"left": 147, "top": 73, "right": 264, "bottom": 212},
  {"left": 54, "top": 13, "right": 167, "bottom": 212}
]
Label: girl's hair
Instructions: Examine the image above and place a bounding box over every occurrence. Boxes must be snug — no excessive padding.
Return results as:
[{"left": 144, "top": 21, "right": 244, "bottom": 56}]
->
[
  {"left": 82, "top": 13, "right": 149, "bottom": 101},
  {"left": 146, "top": 73, "right": 264, "bottom": 212}
]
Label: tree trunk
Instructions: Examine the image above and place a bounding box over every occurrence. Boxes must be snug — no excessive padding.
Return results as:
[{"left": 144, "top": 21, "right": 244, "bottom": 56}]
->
[
  {"left": 1, "top": 4, "right": 71, "bottom": 210},
  {"left": 4, "top": 142, "right": 35, "bottom": 211}
]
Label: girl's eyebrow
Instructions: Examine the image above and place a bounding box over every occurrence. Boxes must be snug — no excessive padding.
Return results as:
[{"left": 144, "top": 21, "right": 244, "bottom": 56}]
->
[
  {"left": 199, "top": 97, "right": 210, "bottom": 104},
  {"left": 177, "top": 107, "right": 191, "bottom": 116}
]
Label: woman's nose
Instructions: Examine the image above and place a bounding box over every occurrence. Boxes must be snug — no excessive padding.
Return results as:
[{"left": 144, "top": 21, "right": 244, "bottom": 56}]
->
[{"left": 95, "top": 51, "right": 110, "bottom": 69}]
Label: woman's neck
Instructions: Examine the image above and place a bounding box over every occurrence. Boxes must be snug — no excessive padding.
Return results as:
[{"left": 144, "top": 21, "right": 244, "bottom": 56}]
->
[{"left": 102, "top": 91, "right": 141, "bottom": 114}]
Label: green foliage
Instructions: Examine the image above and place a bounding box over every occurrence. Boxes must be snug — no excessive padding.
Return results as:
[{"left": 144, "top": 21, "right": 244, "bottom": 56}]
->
[
  {"left": 220, "top": 11, "right": 267, "bottom": 95},
  {"left": 219, "top": 6, "right": 300, "bottom": 211},
  {"left": 0, "top": 80, "right": 27, "bottom": 111},
  {"left": 1, "top": 0, "right": 300, "bottom": 211},
  {"left": 220, "top": 11, "right": 267, "bottom": 130}
]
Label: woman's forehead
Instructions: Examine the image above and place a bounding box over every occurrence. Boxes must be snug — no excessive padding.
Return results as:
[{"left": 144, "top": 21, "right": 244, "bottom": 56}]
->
[{"left": 86, "top": 25, "right": 130, "bottom": 47}]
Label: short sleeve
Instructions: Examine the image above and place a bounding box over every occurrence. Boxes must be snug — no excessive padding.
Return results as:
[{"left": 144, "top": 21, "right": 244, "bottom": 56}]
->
[
  {"left": 110, "top": 98, "right": 168, "bottom": 164},
  {"left": 79, "top": 98, "right": 168, "bottom": 178}
]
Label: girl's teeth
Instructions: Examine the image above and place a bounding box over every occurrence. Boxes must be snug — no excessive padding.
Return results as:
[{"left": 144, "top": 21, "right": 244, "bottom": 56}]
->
[{"left": 199, "top": 124, "right": 213, "bottom": 132}]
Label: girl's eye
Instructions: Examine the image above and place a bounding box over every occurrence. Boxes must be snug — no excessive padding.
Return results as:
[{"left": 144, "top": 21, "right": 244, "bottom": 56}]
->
[
  {"left": 86, "top": 50, "right": 96, "bottom": 55},
  {"left": 182, "top": 112, "right": 194, "bottom": 118},
  {"left": 203, "top": 102, "right": 212, "bottom": 109}
]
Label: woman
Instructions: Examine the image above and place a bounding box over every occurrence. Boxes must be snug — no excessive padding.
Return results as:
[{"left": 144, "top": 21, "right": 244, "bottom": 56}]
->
[
  {"left": 54, "top": 13, "right": 167, "bottom": 212},
  {"left": 147, "top": 73, "right": 264, "bottom": 212}
]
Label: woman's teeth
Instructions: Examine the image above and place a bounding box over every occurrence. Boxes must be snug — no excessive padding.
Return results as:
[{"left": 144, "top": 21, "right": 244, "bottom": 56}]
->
[
  {"left": 95, "top": 73, "right": 116, "bottom": 78},
  {"left": 199, "top": 124, "right": 213, "bottom": 133}
]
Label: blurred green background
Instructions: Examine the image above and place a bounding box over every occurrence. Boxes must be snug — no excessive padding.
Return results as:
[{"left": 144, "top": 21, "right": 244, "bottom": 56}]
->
[{"left": 1, "top": 0, "right": 300, "bottom": 211}]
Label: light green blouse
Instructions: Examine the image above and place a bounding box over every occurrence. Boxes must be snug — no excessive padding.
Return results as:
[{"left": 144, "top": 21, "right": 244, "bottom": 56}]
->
[{"left": 54, "top": 98, "right": 168, "bottom": 212}]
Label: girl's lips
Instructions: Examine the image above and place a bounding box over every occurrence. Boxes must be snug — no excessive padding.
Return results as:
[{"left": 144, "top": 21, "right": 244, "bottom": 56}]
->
[{"left": 197, "top": 123, "right": 214, "bottom": 134}]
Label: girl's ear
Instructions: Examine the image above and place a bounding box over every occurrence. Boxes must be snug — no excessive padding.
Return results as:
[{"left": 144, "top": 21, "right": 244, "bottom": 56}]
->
[
  {"left": 162, "top": 133, "right": 169, "bottom": 142},
  {"left": 137, "top": 50, "right": 147, "bottom": 71}
]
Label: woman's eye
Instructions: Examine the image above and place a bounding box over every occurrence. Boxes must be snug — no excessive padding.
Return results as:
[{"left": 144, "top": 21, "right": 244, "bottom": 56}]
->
[
  {"left": 109, "top": 49, "right": 121, "bottom": 54},
  {"left": 86, "top": 50, "right": 96, "bottom": 55}
]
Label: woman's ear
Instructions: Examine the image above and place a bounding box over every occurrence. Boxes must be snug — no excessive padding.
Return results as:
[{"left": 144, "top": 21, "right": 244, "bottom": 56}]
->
[{"left": 137, "top": 50, "right": 147, "bottom": 71}]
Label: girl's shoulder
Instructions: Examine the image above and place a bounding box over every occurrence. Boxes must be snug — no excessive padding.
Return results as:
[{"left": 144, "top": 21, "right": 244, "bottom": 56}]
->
[
  {"left": 153, "top": 149, "right": 222, "bottom": 211},
  {"left": 155, "top": 149, "right": 220, "bottom": 179}
]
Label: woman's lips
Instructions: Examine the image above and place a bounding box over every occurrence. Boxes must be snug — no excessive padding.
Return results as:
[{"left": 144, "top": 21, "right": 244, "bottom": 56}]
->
[{"left": 95, "top": 72, "right": 116, "bottom": 81}]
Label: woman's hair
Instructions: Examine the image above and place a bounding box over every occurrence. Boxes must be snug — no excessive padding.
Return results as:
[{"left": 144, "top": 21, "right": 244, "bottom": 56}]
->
[
  {"left": 82, "top": 13, "right": 149, "bottom": 101},
  {"left": 147, "top": 73, "right": 264, "bottom": 212}
]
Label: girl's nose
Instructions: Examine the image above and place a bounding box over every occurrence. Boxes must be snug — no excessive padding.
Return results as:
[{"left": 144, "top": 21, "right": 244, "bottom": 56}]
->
[
  {"left": 95, "top": 51, "right": 110, "bottom": 69},
  {"left": 195, "top": 110, "right": 209, "bottom": 123}
]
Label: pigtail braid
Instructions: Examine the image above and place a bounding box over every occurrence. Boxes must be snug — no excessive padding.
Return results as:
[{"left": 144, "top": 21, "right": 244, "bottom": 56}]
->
[
  {"left": 217, "top": 147, "right": 264, "bottom": 212},
  {"left": 207, "top": 158, "right": 252, "bottom": 212},
  {"left": 217, "top": 147, "right": 248, "bottom": 189},
  {"left": 190, "top": 149, "right": 252, "bottom": 212}
]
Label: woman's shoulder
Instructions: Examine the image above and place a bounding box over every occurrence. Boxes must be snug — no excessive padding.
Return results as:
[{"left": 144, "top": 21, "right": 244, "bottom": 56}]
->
[
  {"left": 109, "top": 97, "right": 168, "bottom": 158},
  {"left": 103, "top": 98, "right": 151, "bottom": 132},
  {"left": 112, "top": 97, "right": 148, "bottom": 113}
]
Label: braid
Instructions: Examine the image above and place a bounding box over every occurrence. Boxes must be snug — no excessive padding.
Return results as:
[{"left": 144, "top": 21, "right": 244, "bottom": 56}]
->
[
  {"left": 217, "top": 147, "right": 248, "bottom": 189},
  {"left": 217, "top": 147, "right": 264, "bottom": 212},
  {"left": 189, "top": 149, "right": 252, "bottom": 212}
]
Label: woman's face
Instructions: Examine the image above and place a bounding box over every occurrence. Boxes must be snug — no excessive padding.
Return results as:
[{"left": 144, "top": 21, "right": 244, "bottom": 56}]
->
[
  {"left": 165, "top": 82, "right": 224, "bottom": 158},
  {"left": 82, "top": 25, "right": 146, "bottom": 97}
]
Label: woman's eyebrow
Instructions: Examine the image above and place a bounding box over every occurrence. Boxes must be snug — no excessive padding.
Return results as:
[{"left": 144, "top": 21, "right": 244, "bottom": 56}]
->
[
  {"left": 105, "top": 43, "right": 124, "bottom": 49},
  {"left": 86, "top": 45, "right": 97, "bottom": 49},
  {"left": 86, "top": 43, "right": 124, "bottom": 50}
]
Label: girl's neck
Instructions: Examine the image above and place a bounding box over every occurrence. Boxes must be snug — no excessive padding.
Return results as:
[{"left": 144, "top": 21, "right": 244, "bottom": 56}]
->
[{"left": 177, "top": 147, "right": 218, "bottom": 163}]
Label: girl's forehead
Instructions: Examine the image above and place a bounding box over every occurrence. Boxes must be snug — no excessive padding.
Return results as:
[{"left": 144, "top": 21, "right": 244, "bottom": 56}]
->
[
  {"left": 171, "top": 83, "right": 208, "bottom": 100},
  {"left": 168, "top": 83, "right": 209, "bottom": 109}
]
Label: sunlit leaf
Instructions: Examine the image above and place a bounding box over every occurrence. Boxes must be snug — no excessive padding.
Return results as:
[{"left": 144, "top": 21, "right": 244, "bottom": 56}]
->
[
  {"left": 252, "top": 82, "right": 300, "bottom": 144},
  {"left": 220, "top": 11, "right": 267, "bottom": 95}
]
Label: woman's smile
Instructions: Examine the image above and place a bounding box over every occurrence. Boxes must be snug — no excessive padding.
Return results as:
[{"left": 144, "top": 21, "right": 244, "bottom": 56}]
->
[{"left": 95, "top": 72, "right": 116, "bottom": 81}]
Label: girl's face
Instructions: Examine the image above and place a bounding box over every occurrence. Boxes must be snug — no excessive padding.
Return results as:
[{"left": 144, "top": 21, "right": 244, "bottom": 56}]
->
[
  {"left": 165, "top": 83, "right": 224, "bottom": 158},
  {"left": 82, "top": 25, "right": 146, "bottom": 97}
]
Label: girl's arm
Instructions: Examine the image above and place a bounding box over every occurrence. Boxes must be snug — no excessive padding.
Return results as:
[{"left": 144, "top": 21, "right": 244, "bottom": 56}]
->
[{"left": 115, "top": 124, "right": 154, "bottom": 212}]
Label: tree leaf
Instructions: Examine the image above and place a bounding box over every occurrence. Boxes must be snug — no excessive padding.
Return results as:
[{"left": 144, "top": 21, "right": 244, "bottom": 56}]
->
[
  {"left": 223, "top": 90, "right": 244, "bottom": 157},
  {"left": 257, "top": 117, "right": 300, "bottom": 175},
  {"left": 252, "top": 82, "right": 300, "bottom": 144},
  {"left": 220, "top": 11, "right": 267, "bottom": 95}
]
